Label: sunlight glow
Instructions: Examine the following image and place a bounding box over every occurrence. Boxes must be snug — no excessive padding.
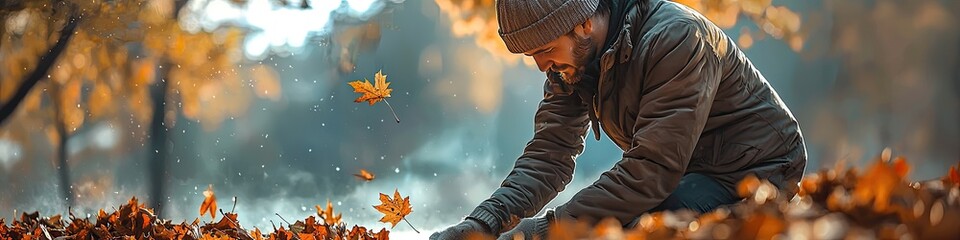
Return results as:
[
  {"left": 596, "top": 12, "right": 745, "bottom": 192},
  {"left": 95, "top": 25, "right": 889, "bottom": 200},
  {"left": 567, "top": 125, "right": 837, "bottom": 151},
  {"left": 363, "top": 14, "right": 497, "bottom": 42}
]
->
[{"left": 183, "top": 0, "right": 391, "bottom": 59}]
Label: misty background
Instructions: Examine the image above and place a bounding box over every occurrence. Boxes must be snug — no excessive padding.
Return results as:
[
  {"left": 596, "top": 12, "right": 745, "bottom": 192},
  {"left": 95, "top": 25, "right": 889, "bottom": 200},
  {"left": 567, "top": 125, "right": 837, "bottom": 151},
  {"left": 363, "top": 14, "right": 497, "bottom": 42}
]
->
[{"left": 1, "top": 0, "right": 958, "bottom": 237}]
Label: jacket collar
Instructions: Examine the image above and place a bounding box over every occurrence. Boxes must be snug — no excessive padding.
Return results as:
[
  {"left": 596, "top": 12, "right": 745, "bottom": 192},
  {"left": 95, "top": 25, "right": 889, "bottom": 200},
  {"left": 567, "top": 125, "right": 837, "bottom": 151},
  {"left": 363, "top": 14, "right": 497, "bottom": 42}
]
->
[
  {"left": 576, "top": 0, "right": 661, "bottom": 141},
  {"left": 599, "top": 0, "right": 659, "bottom": 74}
]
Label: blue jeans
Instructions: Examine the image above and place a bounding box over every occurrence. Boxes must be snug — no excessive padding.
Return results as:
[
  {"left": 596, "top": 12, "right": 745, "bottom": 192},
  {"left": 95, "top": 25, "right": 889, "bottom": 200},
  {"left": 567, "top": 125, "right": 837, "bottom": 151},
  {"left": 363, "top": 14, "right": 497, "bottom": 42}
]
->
[{"left": 626, "top": 173, "right": 740, "bottom": 227}]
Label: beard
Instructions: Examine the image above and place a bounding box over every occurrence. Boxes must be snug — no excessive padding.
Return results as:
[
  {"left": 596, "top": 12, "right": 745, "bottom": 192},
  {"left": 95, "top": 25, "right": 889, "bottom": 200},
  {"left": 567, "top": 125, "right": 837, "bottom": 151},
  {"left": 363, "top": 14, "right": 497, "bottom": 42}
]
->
[{"left": 557, "top": 33, "right": 596, "bottom": 85}]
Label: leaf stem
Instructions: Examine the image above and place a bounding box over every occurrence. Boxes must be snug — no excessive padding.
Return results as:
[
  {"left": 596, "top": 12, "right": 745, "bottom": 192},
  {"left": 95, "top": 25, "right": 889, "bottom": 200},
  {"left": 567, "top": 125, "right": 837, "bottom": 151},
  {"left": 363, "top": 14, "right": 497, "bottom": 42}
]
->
[
  {"left": 382, "top": 99, "right": 400, "bottom": 123},
  {"left": 402, "top": 217, "right": 420, "bottom": 234},
  {"left": 275, "top": 213, "right": 292, "bottom": 226},
  {"left": 219, "top": 209, "right": 255, "bottom": 240},
  {"left": 231, "top": 196, "right": 237, "bottom": 213}
]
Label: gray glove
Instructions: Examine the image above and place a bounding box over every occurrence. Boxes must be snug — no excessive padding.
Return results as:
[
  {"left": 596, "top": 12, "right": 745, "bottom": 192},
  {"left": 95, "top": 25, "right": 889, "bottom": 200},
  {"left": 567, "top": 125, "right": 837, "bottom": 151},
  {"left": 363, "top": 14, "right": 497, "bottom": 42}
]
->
[
  {"left": 430, "top": 218, "right": 492, "bottom": 240},
  {"left": 497, "top": 210, "right": 555, "bottom": 240}
]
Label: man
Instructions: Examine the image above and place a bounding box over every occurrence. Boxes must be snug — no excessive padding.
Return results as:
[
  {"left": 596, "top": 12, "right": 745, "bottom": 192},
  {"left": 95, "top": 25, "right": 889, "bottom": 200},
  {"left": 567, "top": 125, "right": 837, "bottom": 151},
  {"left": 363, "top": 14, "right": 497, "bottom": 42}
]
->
[{"left": 431, "top": 0, "right": 806, "bottom": 239}]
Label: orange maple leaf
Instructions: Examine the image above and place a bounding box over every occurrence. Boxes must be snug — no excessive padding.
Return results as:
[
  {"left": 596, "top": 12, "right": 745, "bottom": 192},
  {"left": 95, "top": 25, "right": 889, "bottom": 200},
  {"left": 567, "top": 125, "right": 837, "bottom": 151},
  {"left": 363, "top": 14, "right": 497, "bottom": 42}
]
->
[
  {"left": 736, "top": 174, "right": 762, "bottom": 198},
  {"left": 373, "top": 189, "right": 418, "bottom": 233},
  {"left": 892, "top": 156, "right": 909, "bottom": 178},
  {"left": 250, "top": 228, "right": 265, "bottom": 240},
  {"left": 348, "top": 70, "right": 392, "bottom": 106},
  {"left": 315, "top": 200, "right": 342, "bottom": 226},
  {"left": 348, "top": 70, "right": 400, "bottom": 122},
  {"left": 354, "top": 169, "right": 375, "bottom": 182},
  {"left": 200, "top": 184, "right": 218, "bottom": 220},
  {"left": 947, "top": 163, "right": 960, "bottom": 185},
  {"left": 852, "top": 157, "right": 907, "bottom": 212}
]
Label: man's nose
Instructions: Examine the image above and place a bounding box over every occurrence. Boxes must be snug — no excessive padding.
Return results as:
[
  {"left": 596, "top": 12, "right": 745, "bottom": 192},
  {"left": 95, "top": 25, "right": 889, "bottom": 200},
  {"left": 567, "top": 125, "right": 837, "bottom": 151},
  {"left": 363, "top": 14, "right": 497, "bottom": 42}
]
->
[{"left": 533, "top": 56, "right": 552, "bottom": 72}]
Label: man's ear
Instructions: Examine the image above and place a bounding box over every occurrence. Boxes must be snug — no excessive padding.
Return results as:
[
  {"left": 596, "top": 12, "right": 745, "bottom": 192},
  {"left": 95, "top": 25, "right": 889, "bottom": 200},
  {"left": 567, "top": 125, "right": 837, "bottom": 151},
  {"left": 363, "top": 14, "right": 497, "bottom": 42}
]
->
[
  {"left": 574, "top": 18, "right": 593, "bottom": 37},
  {"left": 583, "top": 18, "right": 595, "bottom": 35}
]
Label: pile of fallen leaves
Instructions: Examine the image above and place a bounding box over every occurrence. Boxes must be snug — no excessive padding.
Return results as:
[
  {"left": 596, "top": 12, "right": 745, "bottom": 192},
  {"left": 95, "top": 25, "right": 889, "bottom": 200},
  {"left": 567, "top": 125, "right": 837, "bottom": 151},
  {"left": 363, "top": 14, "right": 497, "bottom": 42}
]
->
[
  {"left": 0, "top": 196, "right": 389, "bottom": 240},
  {"left": 503, "top": 154, "right": 960, "bottom": 240},
  {"left": 0, "top": 187, "right": 417, "bottom": 240}
]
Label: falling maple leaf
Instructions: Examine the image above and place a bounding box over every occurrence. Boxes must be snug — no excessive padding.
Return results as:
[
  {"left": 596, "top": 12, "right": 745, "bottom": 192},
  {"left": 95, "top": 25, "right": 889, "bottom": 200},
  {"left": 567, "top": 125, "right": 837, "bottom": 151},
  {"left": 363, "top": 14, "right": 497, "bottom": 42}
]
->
[
  {"left": 348, "top": 70, "right": 400, "bottom": 122},
  {"left": 314, "top": 200, "right": 342, "bottom": 226},
  {"left": 354, "top": 169, "right": 375, "bottom": 182},
  {"left": 349, "top": 70, "right": 392, "bottom": 105},
  {"left": 373, "top": 189, "right": 418, "bottom": 233},
  {"left": 200, "top": 184, "right": 218, "bottom": 220}
]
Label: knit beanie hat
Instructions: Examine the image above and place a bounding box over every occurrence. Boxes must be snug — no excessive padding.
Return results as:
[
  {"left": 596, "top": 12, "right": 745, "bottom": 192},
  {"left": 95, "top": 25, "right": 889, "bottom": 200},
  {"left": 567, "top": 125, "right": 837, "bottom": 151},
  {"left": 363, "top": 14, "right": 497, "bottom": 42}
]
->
[{"left": 497, "top": 0, "right": 600, "bottom": 53}]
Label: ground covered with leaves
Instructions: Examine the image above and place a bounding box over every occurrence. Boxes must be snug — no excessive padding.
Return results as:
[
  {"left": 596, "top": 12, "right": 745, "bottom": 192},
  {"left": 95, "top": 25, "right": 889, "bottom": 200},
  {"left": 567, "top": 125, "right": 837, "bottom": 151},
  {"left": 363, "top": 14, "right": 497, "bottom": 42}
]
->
[
  {"left": 1, "top": 155, "right": 959, "bottom": 239},
  {"left": 0, "top": 187, "right": 413, "bottom": 240},
  {"left": 0, "top": 197, "right": 389, "bottom": 240},
  {"left": 508, "top": 155, "right": 960, "bottom": 240}
]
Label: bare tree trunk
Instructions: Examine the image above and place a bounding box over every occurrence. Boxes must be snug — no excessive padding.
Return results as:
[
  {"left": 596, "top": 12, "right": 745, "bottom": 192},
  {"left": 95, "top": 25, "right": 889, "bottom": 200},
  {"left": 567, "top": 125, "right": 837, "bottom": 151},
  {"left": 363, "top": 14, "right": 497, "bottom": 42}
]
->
[
  {"left": 148, "top": 0, "right": 187, "bottom": 216},
  {"left": 50, "top": 84, "right": 73, "bottom": 207},
  {"left": 0, "top": 15, "right": 78, "bottom": 126},
  {"left": 956, "top": 25, "right": 960, "bottom": 162},
  {"left": 148, "top": 67, "right": 169, "bottom": 215},
  {"left": 56, "top": 115, "right": 71, "bottom": 207}
]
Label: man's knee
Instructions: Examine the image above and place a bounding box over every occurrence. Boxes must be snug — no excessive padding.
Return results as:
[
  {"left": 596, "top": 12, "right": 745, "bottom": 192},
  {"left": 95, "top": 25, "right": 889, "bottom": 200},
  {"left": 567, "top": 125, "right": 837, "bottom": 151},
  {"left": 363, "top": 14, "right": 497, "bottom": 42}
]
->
[
  {"left": 653, "top": 191, "right": 699, "bottom": 212},
  {"left": 651, "top": 173, "right": 739, "bottom": 213}
]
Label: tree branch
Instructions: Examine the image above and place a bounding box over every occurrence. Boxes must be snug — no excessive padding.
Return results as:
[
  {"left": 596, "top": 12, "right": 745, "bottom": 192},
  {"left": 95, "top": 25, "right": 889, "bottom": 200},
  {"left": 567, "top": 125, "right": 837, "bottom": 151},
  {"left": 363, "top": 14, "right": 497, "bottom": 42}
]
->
[{"left": 0, "top": 14, "right": 79, "bottom": 126}]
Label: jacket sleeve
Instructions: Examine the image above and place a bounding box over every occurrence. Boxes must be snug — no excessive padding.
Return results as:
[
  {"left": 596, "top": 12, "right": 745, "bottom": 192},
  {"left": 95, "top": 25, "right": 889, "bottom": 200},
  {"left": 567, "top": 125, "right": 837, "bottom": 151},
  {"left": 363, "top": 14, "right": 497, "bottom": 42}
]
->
[
  {"left": 556, "top": 21, "right": 723, "bottom": 224},
  {"left": 468, "top": 73, "right": 591, "bottom": 234}
]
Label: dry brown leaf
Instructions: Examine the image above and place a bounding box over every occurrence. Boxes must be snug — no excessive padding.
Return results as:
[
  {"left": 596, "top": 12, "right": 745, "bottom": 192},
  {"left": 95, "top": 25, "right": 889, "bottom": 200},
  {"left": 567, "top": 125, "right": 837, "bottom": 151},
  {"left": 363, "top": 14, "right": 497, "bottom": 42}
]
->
[
  {"left": 946, "top": 163, "right": 959, "bottom": 186},
  {"left": 201, "top": 233, "right": 230, "bottom": 240},
  {"left": 354, "top": 169, "right": 375, "bottom": 182},
  {"left": 314, "top": 200, "right": 342, "bottom": 226},
  {"left": 737, "top": 174, "right": 762, "bottom": 198},
  {"left": 740, "top": 213, "right": 784, "bottom": 240},
  {"left": 251, "top": 227, "right": 265, "bottom": 240},
  {"left": 200, "top": 184, "right": 218, "bottom": 220},
  {"left": 591, "top": 218, "right": 623, "bottom": 238},
  {"left": 853, "top": 157, "right": 904, "bottom": 212},
  {"left": 893, "top": 156, "right": 910, "bottom": 178},
  {"left": 547, "top": 219, "right": 591, "bottom": 240}
]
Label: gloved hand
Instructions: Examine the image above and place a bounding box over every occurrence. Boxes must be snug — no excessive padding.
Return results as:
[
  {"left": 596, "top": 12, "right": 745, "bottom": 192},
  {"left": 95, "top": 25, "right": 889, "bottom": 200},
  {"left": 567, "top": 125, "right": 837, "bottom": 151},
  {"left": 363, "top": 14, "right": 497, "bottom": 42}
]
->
[
  {"left": 429, "top": 218, "right": 492, "bottom": 240},
  {"left": 496, "top": 210, "right": 555, "bottom": 240}
]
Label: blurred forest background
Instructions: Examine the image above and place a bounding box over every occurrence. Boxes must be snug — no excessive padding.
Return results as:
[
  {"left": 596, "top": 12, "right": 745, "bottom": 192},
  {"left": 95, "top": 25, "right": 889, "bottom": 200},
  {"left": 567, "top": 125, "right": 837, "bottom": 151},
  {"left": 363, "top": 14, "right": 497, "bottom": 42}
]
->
[{"left": 1, "top": 0, "right": 958, "bottom": 235}]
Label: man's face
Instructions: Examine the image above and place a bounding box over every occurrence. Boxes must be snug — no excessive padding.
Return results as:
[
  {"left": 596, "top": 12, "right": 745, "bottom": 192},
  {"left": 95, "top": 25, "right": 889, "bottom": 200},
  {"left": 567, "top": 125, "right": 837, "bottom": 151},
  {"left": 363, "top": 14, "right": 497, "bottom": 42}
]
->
[{"left": 524, "top": 31, "right": 596, "bottom": 84}]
